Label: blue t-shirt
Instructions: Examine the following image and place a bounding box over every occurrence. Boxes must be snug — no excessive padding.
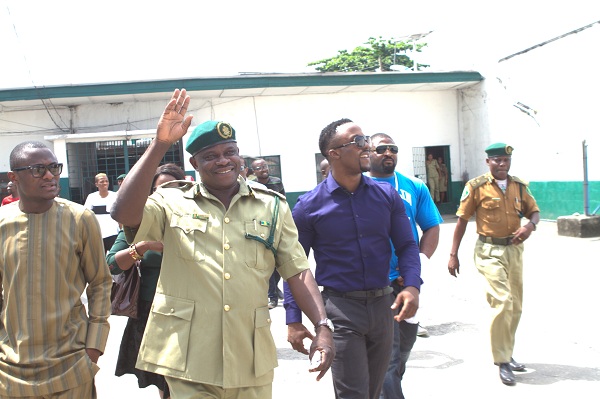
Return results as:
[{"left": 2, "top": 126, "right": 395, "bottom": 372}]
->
[{"left": 370, "top": 171, "right": 443, "bottom": 281}]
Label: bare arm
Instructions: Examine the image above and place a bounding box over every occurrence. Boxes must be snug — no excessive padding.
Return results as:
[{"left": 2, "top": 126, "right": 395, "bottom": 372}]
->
[
  {"left": 448, "top": 217, "right": 468, "bottom": 277},
  {"left": 111, "top": 89, "right": 193, "bottom": 227},
  {"left": 287, "top": 270, "right": 335, "bottom": 381},
  {"left": 419, "top": 224, "right": 440, "bottom": 259}
]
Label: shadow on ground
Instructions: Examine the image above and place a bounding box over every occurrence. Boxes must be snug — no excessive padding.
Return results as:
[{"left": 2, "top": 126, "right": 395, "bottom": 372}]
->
[{"left": 514, "top": 363, "right": 600, "bottom": 385}]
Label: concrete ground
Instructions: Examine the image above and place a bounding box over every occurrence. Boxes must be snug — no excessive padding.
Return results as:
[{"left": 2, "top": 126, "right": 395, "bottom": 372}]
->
[{"left": 96, "top": 217, "right": 600, "bottom": 398}]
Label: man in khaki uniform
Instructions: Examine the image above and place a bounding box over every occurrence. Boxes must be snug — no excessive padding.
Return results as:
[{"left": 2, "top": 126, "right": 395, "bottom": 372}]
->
[
  {"left": 447, "top": 142, "right": 540, "bottom": 386},
  {"left": 112, "top": 89, "right": 335, "bottom": 399}
]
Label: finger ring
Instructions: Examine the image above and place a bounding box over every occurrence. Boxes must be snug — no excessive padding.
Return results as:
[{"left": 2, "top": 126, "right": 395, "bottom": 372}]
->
[{"left": 518, "top": 237, "right": 523, "bottom": 241}]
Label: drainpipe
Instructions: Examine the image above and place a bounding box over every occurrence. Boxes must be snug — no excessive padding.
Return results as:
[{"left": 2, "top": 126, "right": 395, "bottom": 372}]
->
[{"left": 583, "top": 140, "right": 589, "bottom": 216}]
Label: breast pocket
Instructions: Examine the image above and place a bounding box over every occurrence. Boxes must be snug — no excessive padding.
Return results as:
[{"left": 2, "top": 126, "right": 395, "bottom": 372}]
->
[
  {"left": 170, "top": 214, "right": 208, "bottom": 261},
  {"left": 481, "top": 200, "right": 502, "bottom": 223},
  {"left": 243, "top": 221, "right": 276, "bottom": 270},
  {"left": 140, "top": 294, "right": 195, "bottom": 371}
]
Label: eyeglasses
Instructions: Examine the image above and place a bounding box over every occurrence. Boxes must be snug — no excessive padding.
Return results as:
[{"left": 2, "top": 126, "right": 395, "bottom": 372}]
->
[
  {"left": 331, "top": 135, "right": 371, "bottom": 150},
  {"left": 252, "top": 165, "right": 268, "bottom": 171},
  {"left": 12, "top": 163, "right": 63, "bottom": 178},
  {"left": 373, "top": 145, "right": 399, "bottom": 154}
]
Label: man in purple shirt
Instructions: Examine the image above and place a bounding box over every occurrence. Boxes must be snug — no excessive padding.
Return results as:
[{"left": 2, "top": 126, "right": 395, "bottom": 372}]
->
[{"left": 284, "top": 118, "right": 421, "bottom": 399}]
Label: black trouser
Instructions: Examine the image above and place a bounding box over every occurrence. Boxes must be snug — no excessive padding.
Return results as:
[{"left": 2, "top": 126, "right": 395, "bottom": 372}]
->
[{"left": 322, "top": 289, "right": 394, "bottom": 399}]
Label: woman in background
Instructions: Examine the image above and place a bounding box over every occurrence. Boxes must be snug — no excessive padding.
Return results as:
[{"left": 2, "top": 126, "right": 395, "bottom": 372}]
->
[{"left": 106, "top": 163, "right": 186, "bottom": 399}]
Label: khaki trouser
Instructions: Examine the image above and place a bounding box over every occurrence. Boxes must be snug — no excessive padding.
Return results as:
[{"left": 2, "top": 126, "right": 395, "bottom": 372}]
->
[
  {"left": 0, "top": 381, "right": 96, "bottom": 399},
  {"left": 165, "top": 377, "right": 272, "bottom": 399},
  {"left": 474, "top": 239, "right": 524, "bottom": 364},
  {"left": 427, "top": 176, "right": 440, "bottom": 202}
]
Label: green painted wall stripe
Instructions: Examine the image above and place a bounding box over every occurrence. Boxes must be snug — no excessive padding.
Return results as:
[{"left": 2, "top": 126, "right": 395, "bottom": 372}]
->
[{"left": 288, "top": 181, "right": 600, "bottom": 220}]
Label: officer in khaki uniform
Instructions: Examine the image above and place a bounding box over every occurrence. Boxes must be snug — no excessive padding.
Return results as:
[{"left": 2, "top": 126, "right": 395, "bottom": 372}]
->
[
  {"left": 112, "top": 89, "right": 335, "bottom": 399},
  {"left": 447, "top": 142, "right": 540, "bottom": 386}
]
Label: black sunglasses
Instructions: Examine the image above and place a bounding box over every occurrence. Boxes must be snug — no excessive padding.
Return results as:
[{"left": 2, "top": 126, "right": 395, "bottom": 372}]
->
[
  {"left": 12, "top": 163, "right": 63, "bottom": 178},
  {"left": 373, "top": 145, "right": 399, "bottom": 154},
  {"left": 331, "top": 135, "right": 371, "bottom": 150}
]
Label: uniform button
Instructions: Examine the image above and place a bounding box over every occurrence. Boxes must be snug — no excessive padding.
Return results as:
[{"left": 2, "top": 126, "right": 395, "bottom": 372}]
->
[
  {"left": 267, "top": 318, "right": 271, "bottom": 323},
  {"left": 224, "top": 243, "right": 230, "bottom": 250},
  {"left": 224, "top": 305, "right": 231, "bottom": 312},
  {"left": 224, "top": 273, "right": 231, "bottom": 280},
  {"left": 260, "top": 233, "right": 265, "bottom": 238},
  {"left": 224, "top": 217, "right": 230, "bottom": 223},
  {"left": 170, "top": 308, "right": 175, "bottom": 313}
]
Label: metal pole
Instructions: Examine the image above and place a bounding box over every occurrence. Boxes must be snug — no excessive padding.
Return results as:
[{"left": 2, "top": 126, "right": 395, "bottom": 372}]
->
[{"left": 583, "top": 140, "right": 589, "bottom": 216}]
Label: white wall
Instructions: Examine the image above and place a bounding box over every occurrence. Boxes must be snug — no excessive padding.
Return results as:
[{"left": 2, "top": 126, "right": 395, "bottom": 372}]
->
[{"left": 0, "top": 88, "right": 472, "bottom": 193}]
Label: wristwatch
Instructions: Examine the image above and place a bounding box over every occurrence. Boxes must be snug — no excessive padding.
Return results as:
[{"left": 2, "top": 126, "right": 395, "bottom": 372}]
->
[{"left": 315, "top": 318, "right": 335, "bottom": 333}]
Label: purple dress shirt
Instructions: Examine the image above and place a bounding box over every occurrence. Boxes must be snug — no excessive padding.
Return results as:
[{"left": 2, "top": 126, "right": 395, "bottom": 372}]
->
[{"left": 284, "top": 174, "right": 421, "bottom": 324}]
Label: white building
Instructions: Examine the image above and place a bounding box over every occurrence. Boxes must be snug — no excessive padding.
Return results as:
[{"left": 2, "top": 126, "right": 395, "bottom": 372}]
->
[{"left": 1, "top": 63, "right": 598, "bottom": 219}]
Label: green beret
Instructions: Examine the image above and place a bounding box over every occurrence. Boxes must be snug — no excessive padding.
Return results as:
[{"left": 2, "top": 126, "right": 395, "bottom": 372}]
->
[
  {"left": 185, "top": 121, "right": 236, "bottom": 155},
  {"left": 117, "top": 174, "right": 127, "bottom": 180},
  {"left": 485, "top": 142, "right": 513, "bottom": 157}
]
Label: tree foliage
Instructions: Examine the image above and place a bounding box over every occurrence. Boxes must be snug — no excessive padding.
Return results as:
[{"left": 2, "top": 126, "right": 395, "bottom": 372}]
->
[{"left": 308, "top": 36, "right": 428, "bottom": 72}]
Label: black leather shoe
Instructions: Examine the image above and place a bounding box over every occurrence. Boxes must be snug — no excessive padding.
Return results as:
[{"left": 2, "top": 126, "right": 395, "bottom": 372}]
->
[
  {"left": 268, "top": 299, "right": 278, "bottom": 309},
  {"left": 499, "top": 363, "right": 516, "bottom": 385},
  {"left": 509, "top": 358, "right": 526, "bottom": 372}
]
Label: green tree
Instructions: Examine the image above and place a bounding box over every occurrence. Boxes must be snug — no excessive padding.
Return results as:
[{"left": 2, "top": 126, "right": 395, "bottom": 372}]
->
[{"left": 308, "top": 36, "right": 428, "bottom": 72}]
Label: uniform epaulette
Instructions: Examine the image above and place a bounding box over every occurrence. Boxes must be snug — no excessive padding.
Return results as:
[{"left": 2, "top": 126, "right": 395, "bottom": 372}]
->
[
  {"left": 249, "top": 185, "right": 287, "bottom": 201},
  {"left": 468, "top": 175, "right": 490, "bottom": 190},
  {"left": 511, "top": 176, "right": 529, "bottom": 186}
]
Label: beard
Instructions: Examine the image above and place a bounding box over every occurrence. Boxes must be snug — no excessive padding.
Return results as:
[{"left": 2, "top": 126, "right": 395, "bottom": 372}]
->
[{"left": 382, "top": 162, "right": 396, "bottom": 174}]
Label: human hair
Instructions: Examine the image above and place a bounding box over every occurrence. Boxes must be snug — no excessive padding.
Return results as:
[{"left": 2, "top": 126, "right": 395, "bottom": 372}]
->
[
  {"left": 95, "top": 173, "right": 108, "bottom": 183},
  {"left": 371, "top": 133, "right": 394, "bottom": 142},
  {"left": 318, "top": 118, "right": 353, "bottom": 157},
  {"left": 9, "top": 141, "right": 49, "bottom": 169},
  {"left": 151, "top": 163, "right": 186, "bottom": 194}
]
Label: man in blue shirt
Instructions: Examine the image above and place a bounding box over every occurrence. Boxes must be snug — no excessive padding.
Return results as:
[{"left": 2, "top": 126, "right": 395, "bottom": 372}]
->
[
  {"left": 284, "top": 119, "right": 422, "bottom": 399},
  {"left": 367, "top": 133, "right": 443, "bottom": 399}
]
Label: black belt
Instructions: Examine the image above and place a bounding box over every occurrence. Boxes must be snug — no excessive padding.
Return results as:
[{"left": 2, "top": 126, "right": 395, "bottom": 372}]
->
[
  {"left": 323, "top": 286, "right": 393, "bottom": 298},
  {"left": 479, "top": 235, "right": 513, "bottom": 246}
]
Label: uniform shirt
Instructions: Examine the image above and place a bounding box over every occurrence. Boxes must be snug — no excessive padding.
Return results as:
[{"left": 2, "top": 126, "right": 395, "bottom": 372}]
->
[
  {"left": 285, "top": 173, "right": 421, "bottom": 324},
  {"left": 124, "top": 178, "right": 309, "bottom": 388},
  {"left": 83, "top": 190, "right": 120, "bottom": 239},
  {"left": 426, "top": 159, "right": 439, "bottom": 179},
  {"left": 0, "top": 199, "right": 112, "bottom": 397},
  {"left": 369, "top": 171, "right": 443, "bottom": 281},
  {"left": 106, "top": 230, "right": 163, "bottom": 302},
  {"left": 457, "top": 172, "right": 540, "bottom": 237}
]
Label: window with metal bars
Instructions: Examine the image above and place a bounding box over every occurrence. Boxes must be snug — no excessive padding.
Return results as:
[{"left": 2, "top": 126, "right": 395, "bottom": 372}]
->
[{"left": 66, "top": 139, "right": 184, "bottom": 204}]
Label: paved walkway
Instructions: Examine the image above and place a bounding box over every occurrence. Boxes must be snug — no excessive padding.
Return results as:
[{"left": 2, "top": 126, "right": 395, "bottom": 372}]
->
[{"left": 96, "top": 218, "right": 600, "bottom": 398}]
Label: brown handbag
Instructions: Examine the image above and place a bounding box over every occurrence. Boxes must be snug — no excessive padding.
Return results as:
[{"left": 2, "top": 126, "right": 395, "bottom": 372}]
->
[{"left": 110, "top": 261, "right": 141, "bottom": 319}]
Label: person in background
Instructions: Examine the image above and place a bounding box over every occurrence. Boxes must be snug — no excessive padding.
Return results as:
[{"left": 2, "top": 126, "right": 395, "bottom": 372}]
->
[
  {"left": 367, "top": 133, "right": 443, "bottom": 399},
  {"left": 0, "top": 141, "right": 112, "bottom": 398},
  {"left": 437, "top": 156, "right": 448, "bottom": 203},
  {"left": 448, "top": 142, "right": 540, "bottom": 386},
  {"left": 425, "top": 154, "right": 440, "bottom": 203},
  {"left": 285, "top": 118, "right": 421, "bottom": 399},
  {"left": 1, "top": 181, "right": 19, "bottom": 206},
  {"left": 319, "top": 158, "right": 330, "bottom": 180},
  {"left": 117, "top": 173, "right": 127, "bottom": 187},
  {"left": 251, "top": 158, "right": 286, "bottom": 309},
  {"left": 84, "top": 173, "right": 120, "bottom": 252},
  {"left": 111, "top": 89, "right": 334, "bottom": 399},
  {"left": 107, "top": 163, "right": 186, "bottom": 399}
]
